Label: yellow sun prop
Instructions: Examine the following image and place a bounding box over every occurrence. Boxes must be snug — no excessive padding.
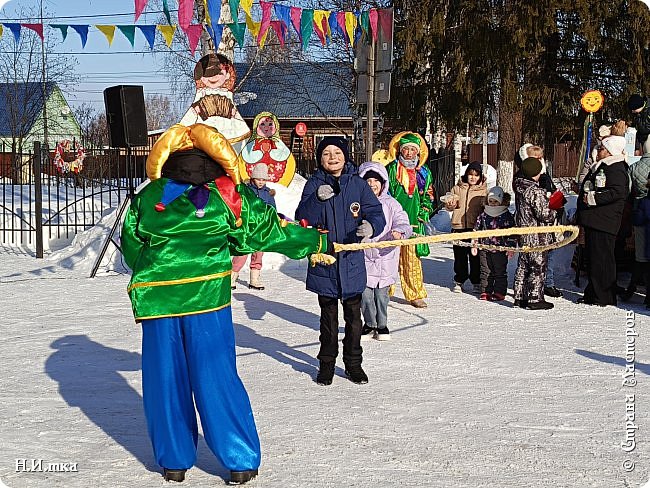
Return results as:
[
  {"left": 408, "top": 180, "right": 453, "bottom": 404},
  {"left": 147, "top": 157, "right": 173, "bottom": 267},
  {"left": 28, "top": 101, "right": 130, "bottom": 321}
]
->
[{"left": 580, "top": 90, "right": 604, "bottom": 113}]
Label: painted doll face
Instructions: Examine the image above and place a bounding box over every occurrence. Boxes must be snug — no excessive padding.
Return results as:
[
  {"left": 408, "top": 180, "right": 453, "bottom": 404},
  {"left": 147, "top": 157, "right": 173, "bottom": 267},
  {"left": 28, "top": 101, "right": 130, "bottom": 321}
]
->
[
  {"left": 201, "top": 67, "right": 230, "bottom": 89},
  {"left": 257, "top": 117, "right": 276, "bottom": 138}
]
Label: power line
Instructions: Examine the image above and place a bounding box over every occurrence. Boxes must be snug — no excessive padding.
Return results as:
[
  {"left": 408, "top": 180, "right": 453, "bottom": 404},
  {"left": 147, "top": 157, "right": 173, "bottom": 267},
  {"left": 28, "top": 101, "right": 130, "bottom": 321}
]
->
[{"left": 0, "top": 10, "right": 179, "bottom": 22}]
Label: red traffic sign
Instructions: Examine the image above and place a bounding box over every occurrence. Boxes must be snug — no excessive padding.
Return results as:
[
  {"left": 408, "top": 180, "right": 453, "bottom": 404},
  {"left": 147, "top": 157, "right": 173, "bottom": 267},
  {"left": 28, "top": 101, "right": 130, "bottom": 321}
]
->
[{"left": 295, "top": 122, "right": 307, "bottom": 137}]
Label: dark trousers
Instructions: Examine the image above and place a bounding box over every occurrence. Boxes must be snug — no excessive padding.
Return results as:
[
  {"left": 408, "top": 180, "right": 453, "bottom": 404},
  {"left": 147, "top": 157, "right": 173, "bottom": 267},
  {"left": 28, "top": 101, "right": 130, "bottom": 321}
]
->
[
  {"left": 513, "top": 251, "right": 548, "bottom": 303},
  {"left": 583, "top": 228, "right": 617, "bottom": 305},
  {"left": 317, "top": 294, "right": 363, "bottom": 366},
  {"left": 453, "top": 229, "right": 480, "bottom": 284},
  {"left": 479, "top": 250, "right": 508, "bottom": 295}
]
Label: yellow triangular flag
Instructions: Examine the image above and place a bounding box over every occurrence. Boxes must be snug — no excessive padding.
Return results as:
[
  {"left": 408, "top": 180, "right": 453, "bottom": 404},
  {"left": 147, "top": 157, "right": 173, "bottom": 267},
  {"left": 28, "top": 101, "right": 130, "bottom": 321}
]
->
[
  {"left": 203, "top": 0, "right": 211, "bottom": 24},
  {"left": 240, "top": 0, "right": 252, "bottom": 16},
  {"left": 0, "top": 25, "right": 3, "bottom": 39},
  {"left": 96, "top": 25, "right": 116, "bottom": 46},
  {"left": 157, "top": 24, "right": 176, "bottom": 47},
  {"left": 345, "top": 12, "right": 357, "bottom": 47},
  {"left": 245, "top": 13, "right": 260, "bottom": 38}
]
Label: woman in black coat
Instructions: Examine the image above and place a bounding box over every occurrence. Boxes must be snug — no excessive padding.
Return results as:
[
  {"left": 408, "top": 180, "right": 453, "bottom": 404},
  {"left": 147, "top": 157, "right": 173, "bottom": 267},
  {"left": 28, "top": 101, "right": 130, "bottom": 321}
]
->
[{"left": 577, "top": 135, "right": 630, "bottom": 306}]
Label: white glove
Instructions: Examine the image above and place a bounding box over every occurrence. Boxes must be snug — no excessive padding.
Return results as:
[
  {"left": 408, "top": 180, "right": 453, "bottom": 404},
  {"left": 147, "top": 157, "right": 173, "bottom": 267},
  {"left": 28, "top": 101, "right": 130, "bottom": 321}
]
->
[
  {"left": 356, "top": 220, "right": 373, "bottom": 238},
  {"left": 317, "top": 185, "right": 336, "bottom": 201}
]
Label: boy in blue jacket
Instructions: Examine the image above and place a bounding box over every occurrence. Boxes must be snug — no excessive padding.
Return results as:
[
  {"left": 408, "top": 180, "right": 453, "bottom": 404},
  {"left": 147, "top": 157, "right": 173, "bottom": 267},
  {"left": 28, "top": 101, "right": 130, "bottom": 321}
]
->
[{"left": 296, "top": 137, "right": 385, "bottom": 385}]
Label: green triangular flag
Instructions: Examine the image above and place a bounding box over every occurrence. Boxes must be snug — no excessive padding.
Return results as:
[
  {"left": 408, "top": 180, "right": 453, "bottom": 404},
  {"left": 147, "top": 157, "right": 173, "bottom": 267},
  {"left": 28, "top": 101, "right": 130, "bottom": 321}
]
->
[
  {"left": 162, "top": 0, "right": 172, "bottom": 24},
  {"left": 301, "top": 9, "right": 314, "bottom": 50},
  {"left": 360, "top": 10, "right": 370, "bottom": 43},
  {"left": 228, "top": 0, "right": 240, "bottom": 19},
  {"left": 228, "top": 22, "right": 246, "bottom": 47},
  {"left": 51, "top": 24, "right": 68, "bottom": 41},
  {"left": 118, "top": 25, "right": 136, "bottom": 47}
]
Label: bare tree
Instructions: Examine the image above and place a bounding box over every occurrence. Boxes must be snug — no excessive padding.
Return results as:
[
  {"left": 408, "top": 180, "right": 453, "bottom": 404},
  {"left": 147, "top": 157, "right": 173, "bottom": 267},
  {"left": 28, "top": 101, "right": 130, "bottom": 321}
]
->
[
  {"left": 73, "top": 103, "right": 109, "bottom": 149},
  {"left": 0, "top": 5, "right": 78, "bottom": 152},
  {"left": 145, "top": 94, "right": 179, "bottom": 130}
]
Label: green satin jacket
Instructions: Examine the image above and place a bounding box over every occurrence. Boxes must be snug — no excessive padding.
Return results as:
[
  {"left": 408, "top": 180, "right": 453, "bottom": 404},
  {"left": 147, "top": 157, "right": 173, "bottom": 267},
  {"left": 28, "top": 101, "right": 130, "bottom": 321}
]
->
[
  {"left": 386, "top": 160, "right": 435, "bottom": 257},
  {"left": 121, "top": 178, "right": 327, "bottom": 321}
]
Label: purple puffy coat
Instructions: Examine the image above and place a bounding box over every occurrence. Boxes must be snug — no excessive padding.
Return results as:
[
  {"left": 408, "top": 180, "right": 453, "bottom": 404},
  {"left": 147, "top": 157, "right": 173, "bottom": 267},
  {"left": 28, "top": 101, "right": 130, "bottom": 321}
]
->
[{"left": 358, "top": 162, "right": 414, "bottom": 288}]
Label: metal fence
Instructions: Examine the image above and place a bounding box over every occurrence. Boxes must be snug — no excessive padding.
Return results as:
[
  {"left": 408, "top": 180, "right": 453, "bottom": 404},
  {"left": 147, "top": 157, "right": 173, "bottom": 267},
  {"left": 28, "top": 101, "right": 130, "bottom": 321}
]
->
[{"left": 0, "top": 141, "right": 148, "bottom": 256}]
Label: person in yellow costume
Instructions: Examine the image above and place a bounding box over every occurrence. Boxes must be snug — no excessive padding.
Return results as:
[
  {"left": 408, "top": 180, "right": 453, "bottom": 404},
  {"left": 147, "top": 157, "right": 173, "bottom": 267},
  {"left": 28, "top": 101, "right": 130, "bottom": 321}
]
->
[{"left": 385, "top": 132, "right": 435, "bottom": 308}]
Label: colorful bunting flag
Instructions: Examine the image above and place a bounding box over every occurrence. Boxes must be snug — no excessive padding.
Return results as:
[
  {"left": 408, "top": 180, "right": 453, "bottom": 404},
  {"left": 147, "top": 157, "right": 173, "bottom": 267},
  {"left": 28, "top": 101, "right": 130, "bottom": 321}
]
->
[
  {"left": 162, "top": 0, "right": 172, "bottom": 24},
  {"left": 96, "top": 25, "right": 116, "bottom": 46},
  {"left": 51, "top": 24, "right": 68, "bottom": 41},
  {"left": 270, "top": 20, "right": 287, "bottom": 47},
  {"left": 4, "top": 23, "right": 21, "bottom": 43},
  {"left": 359, "top": 11, "right": 370, "bottom": 40},
  {"left": 229, "top": 0, "right": 240, "bottom": 19},
  {"left": 344, "top": 12, "right": 357, "bottom": 47},
  {"left": 137, "top": 25, "right": 157, "bottom": 49},
  {"left": 208, "top": 23, "right": 224, "bottom": 47},
  {"left": 300, "top": 9, "right": 313, "bottom": 50},
  {"left": 274, "top": 4, "right": 291, "bottom": 39},
  {"left": 0, "top": 25, "right": 3, "bottom": 40},
  {"left": 336, "top": 12, "right": 347, "bottom": 43},
  {"left": 227, "top": 22, "right": 246, "bottom": 47},
  {"left": 240, "top": 0, "right": 252, "bottom": 16},
  {"left": 22, "top": 23, "right": 43, "bottom": 40},
  {"left": 258, "top": 1, "right": 273, "bottom": 45},
  {"left": 312, "top": 10, "right": 328, "bottom": 46},
  {"left": 178, "top": 0, "right": 194, "bottom": 31},
  {"left": 118, "top": 25, "right": 136, "bottom": 47},
  {"left": 71, "top": 25, "right": 89, "bottom": 47},
  {"left": 369, "top": 9, "right": 378, "bottom": 42},
  {"left": 135, "top": 0, "right": 149, "bottom": 22},
  {"left": 157, "top": 24, "right": 176, "bottom": 47},
  {"left": 329, "top": 13, "right": 341, "bottom": 40},
  {"left": 205, "top": 0, "right": 222, "bottom": 43},
  {"left": 184, "top": 24, "right": 203, "bottom": 55},
  {"left": 290, "top": 7, "right": 302, "bottom": 41},
  {"left": 378, "top": 8, "right": 393, "bottom": 41}
]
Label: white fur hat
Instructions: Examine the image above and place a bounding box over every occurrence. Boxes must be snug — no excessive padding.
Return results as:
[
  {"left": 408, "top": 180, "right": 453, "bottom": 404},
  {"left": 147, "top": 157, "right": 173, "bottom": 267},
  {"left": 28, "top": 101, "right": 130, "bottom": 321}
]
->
[
  {"left": 251, "top": 163, "right": 270, "bottom": 180},
  {"left": 518, "top": 143, "right": 533, "bottom": 162},
  {"left": 598, "top": 124, "right": 612, "bottom": 137},
  {"left": 601, "top": 135, "right": 626, "bottom": 156}
]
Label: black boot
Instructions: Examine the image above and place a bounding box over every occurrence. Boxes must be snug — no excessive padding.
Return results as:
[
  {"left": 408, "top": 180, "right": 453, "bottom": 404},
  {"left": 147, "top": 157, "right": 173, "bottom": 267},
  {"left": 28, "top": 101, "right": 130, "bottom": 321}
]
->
[
  {"left": 526, "top": 300, "right": 554, "bottom": 310},
  {"left": 344, "top": 363, "right": 368, "bottom": 384},
  {"left": 316, "top": 361, "right": 335, "bottom": 386},
  {"left": 229, "top": 469, "right": 258, "bottom": 484},
  {"left": 163, "top": 468, "right": 186, "bottom": 482},
  {"left": 513, "top": 299, "right": 528, "bottom": 308},
  {"left": 544, "top": 286, "right": 563, "bottom": 298}
]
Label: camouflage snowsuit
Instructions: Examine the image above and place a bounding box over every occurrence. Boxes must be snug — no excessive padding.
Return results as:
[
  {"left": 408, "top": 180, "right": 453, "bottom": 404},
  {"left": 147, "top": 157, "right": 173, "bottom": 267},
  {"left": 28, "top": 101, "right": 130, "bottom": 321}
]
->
[{"left": 513, "top": 177, "right": 557, "bottom": 303}]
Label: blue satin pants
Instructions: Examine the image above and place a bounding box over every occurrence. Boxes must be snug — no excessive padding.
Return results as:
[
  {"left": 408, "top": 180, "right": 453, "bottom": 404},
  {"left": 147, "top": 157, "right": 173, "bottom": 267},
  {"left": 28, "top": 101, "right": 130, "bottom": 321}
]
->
[{"left": 141, "top": 308, "right": 261, "bottom": 471}]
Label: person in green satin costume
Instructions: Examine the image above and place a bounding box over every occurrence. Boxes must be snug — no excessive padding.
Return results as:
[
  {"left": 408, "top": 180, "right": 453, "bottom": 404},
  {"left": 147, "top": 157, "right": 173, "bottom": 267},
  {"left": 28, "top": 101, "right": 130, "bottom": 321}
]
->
[
  {"left": 385, "top": 132, "right": 435, "bottom": 308},
  {"left": 120, "top": 123, "right": 330, "bottom": 485}
]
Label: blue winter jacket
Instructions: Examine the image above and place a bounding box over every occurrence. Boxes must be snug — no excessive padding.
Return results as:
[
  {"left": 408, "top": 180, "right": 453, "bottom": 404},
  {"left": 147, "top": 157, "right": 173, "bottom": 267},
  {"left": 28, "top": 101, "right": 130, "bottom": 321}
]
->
[
  {"left": 296, "top": 162, "right": 386, "bottom": 299},
  {"left": 247, "top": 182, "right": 276, "bottom": 208}
]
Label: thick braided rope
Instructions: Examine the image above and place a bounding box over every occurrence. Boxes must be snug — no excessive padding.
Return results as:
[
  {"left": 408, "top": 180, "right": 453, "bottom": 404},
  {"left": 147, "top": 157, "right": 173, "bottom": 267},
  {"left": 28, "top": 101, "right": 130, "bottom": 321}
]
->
[{"left": 332, "top": 225, "right": 579, "bottom": 254}]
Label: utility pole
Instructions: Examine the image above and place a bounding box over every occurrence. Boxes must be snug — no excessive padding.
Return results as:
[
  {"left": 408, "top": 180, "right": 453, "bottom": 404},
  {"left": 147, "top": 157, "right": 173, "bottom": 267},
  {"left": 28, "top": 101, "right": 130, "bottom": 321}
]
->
[
  {"left": 40, "top": 0, "right": 48, "bottom": 148},
  {"left": 365, "top": 37, "right": 376, "bottom": 161}
]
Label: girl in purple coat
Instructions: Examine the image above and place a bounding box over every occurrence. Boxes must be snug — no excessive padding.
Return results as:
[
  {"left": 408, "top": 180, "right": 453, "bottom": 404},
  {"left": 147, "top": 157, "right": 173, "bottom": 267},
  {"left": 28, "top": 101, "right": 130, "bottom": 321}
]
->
[{"left": 358, "top": 162, "right": 413, "bottom": 340}]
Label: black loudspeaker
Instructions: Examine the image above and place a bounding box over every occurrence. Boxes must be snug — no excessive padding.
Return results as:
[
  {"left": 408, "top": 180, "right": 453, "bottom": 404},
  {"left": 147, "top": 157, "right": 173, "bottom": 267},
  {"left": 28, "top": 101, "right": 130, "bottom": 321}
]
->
[{"left": 104, "top": 85, "right": 148, "bottom": 147}]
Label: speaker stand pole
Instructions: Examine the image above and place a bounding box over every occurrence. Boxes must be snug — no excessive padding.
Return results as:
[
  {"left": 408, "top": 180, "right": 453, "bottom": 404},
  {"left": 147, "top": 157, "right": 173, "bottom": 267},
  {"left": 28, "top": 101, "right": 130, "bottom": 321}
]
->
[{"left": 90, "top": 145, "right": 134, "bottom": 278}]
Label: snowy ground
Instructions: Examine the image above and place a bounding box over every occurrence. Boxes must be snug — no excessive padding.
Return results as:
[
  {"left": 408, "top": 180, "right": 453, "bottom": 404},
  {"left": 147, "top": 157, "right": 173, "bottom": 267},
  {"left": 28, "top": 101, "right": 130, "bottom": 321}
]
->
[{"left": 0, "top": 178, "right": 648, "bottom": 487}]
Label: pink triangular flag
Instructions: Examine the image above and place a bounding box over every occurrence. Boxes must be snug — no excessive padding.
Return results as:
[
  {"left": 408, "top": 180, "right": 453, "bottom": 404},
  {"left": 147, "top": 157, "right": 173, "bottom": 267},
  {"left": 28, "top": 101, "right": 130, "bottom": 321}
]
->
[
  {"left": 184, "top": 24, "right": 203, "bottom": 55},
  {"left": 135, "top": 0, "right": 149, "bottom": 22},
  {"left": 22, "top": 23, "right": 43, "bottom": 40},
  {"left": 378, "top": 9, "right": 393, "bottom": 41},
  {"left": 270, "top": 20, "right": 287, "bottom": 47},
  {"left": 258, "top": 1, "right": 273, "bottom": 46},
  {"left": 336, "top": 12, "right": 347, "bottom": 45},
  {"left": 178, "top": 0, "right": 194, "bottom": 31},
  {"left": 369, "top": 9, "right": 378, "bottom": 42}
]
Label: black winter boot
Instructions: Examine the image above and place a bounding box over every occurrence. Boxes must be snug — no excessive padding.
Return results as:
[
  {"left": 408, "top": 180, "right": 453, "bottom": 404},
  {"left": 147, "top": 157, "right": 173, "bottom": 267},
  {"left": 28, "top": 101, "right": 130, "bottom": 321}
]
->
[
  {"left": 163, "top": 468, "right": 186, "bottom": 482},
  {"left": 526, "top": 300, "right": 554, "bottom": 310},
  {"left": 344, "top": 364, "right": 368, "bottom": 384},
  {"left": 316, "top": 361, "right": 335, "bottom": 386},
  {"left": 229, "top": 469, "right": 258, "bottom": 484}
]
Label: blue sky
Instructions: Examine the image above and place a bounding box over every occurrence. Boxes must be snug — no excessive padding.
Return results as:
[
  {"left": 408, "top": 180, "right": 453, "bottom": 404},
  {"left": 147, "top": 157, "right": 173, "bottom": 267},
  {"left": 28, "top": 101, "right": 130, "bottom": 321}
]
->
[{"left": 1, "top": 0, "right": 182, "bottom": 112}]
